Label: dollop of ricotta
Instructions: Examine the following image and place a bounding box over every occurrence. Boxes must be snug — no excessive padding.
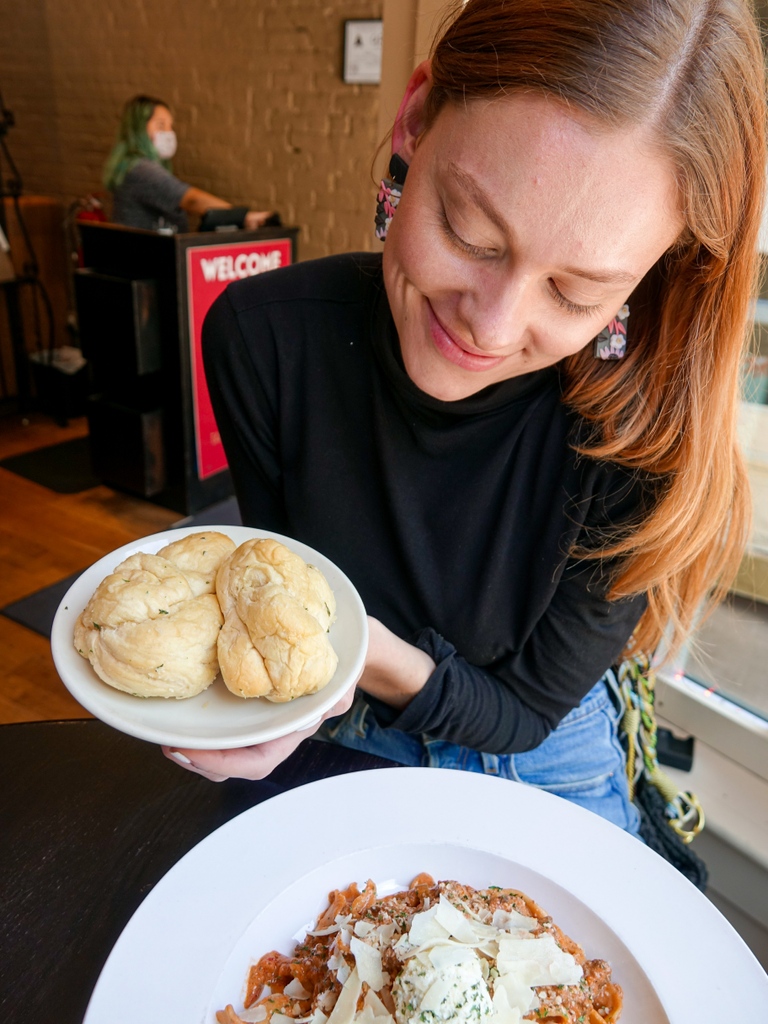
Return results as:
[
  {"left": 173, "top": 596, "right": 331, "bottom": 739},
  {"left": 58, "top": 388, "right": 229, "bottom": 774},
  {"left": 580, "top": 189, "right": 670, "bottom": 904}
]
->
[{"left": 392, "top": 948, "right": 493, "bottom": 1024}]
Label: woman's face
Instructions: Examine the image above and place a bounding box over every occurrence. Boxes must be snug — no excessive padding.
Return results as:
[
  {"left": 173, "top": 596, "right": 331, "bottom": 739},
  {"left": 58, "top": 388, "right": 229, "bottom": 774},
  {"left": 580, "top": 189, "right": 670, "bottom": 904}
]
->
[
  {"left": 383, "top": 91, "right": 683, "bottom": 401},
  {"left": 145, "top": 104, "right": 173, "bottom": 141}
]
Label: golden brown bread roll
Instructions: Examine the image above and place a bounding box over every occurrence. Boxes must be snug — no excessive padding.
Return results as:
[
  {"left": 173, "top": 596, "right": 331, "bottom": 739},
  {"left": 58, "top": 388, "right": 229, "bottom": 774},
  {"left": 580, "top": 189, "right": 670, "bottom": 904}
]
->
[
  {"left": 216, "top": 537, "right": 338, "bottom": 701},
  {"left": 74, "top": 531, "right": 236, "bottom": 698}
]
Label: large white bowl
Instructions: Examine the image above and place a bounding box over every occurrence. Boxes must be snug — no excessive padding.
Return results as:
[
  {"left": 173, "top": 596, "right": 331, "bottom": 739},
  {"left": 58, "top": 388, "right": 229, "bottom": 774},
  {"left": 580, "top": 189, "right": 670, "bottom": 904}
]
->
[
  {"left": 81, "top": 768, "right": 768, "bottom": 1023},
  {"left": 51, "top": 525, "right": 368, "bottom": 749}
]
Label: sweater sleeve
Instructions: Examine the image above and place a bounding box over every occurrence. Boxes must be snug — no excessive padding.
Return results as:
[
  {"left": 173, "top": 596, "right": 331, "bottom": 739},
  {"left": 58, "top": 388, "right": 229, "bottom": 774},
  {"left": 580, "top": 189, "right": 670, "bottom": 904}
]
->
[
  {"left": 374, "top": 579, "right": 645, "bottom": 754},
  {"left": 370, "top": 469, "right": 649, "bottom": 754}
]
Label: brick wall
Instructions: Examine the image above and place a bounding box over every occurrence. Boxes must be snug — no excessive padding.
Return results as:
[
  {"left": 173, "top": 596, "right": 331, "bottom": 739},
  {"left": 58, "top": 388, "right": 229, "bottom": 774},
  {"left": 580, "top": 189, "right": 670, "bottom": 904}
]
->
[{"left": 0, "top": 0, "right": 383, "bottom": 259}]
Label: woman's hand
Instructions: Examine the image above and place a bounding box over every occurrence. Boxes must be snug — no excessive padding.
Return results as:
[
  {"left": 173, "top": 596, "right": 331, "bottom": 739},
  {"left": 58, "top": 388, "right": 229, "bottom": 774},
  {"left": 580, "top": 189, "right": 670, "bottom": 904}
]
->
[
  {"left": 162, "top": 687, "right": 355, "bottom": 783},
  {"left": 244, "top": 210, "right": 276, "bottom": 230},
  {"left": 357, "top": 617, "right": 436, "bottom": 710}
]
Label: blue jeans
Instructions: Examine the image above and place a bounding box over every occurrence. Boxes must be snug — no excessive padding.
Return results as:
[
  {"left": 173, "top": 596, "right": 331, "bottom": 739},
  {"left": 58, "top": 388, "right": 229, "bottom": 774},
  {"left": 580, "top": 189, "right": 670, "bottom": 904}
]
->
[{"left": 316, "top": 674, "right": 641, "bottom": 838}]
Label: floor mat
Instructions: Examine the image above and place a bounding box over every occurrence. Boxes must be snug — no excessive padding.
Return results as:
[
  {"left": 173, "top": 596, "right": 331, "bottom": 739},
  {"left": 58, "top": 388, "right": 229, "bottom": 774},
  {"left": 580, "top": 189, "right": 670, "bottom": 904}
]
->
[
  {"left": 172, "top": 494, "right": 242, "bottom": 529},
  {"left": 1, "top": 496, "right": 243, "bottom": 639},
  {"left": 1, "top": 571, "right": 83, "bottom": 639},
  {"left": 0, "top": 436, "right": 100, "bottom": 493}
]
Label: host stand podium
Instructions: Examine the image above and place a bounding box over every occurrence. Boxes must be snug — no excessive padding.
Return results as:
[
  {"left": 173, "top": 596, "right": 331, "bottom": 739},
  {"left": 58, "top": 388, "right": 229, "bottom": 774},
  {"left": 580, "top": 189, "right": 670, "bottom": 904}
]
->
[{"left": 75, "top": 222, "right": 298, "bottom": 515}]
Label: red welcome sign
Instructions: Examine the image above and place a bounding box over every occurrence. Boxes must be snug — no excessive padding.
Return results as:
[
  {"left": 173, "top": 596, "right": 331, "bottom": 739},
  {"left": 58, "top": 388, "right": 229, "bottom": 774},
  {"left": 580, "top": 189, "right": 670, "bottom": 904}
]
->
[{"left": 186, "top": 237, "right": 293, "bottom": 479}]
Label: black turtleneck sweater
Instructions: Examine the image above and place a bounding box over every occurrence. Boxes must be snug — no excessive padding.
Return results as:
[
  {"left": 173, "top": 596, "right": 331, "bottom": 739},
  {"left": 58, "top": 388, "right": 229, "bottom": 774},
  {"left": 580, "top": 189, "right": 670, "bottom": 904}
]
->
[{"left": 202, "top": 252, "right": 647, "bottom": 754}]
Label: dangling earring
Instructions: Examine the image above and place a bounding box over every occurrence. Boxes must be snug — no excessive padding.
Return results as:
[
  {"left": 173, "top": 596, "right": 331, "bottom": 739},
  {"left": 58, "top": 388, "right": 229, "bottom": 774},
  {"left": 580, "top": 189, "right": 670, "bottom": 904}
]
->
[
  {"left": 375, "top": 154, "right": 409, "bottom": 241},
  {"left": 594, "top": 304, "right": 630, "bottom": 360}
]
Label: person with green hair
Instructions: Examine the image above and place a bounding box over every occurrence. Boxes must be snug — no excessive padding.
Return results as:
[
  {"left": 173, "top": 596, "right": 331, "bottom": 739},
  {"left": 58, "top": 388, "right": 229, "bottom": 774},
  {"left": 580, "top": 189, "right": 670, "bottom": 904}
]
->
[{"left": 103, "top": 95, "right": 274, "bottom": 233}]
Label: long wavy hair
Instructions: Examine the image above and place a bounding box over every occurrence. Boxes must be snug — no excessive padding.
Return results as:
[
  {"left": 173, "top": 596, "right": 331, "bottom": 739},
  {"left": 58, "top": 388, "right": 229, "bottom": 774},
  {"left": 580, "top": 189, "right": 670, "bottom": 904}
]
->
[
  {"left": 425, "top": 0, "right": 766, "bottom": 657},
  {"left": 103, "top": 94, "right": 172, "bottom": 191}
]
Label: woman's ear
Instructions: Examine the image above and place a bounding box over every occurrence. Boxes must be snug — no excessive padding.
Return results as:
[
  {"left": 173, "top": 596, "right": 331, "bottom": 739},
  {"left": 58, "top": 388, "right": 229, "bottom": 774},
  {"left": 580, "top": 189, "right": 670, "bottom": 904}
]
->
[{"left": 392, "top": 60, "right": 433, "bottom": 163}]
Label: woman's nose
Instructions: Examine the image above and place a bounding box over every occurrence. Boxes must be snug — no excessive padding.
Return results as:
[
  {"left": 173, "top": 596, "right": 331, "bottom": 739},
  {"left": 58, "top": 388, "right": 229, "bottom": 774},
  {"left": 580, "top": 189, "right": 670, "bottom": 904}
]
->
[{"left": 458, "top": 267, "right": 533, "bottom": 353}]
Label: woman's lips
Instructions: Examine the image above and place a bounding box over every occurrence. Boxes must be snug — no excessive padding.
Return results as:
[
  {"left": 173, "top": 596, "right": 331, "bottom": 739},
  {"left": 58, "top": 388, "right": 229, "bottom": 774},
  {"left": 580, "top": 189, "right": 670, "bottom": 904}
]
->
[{"left": 427, "top": 303, "right": 505, "bottom": 372}]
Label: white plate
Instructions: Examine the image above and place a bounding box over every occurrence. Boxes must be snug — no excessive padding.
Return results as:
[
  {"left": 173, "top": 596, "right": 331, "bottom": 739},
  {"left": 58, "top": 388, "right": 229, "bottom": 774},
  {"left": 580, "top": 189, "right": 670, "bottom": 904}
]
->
[
  {"left": 82, "top": 768, "right": 768, "bottom": 1024},
  {"left": 51, "top": 525, "right": 368, "bottom": 749}
]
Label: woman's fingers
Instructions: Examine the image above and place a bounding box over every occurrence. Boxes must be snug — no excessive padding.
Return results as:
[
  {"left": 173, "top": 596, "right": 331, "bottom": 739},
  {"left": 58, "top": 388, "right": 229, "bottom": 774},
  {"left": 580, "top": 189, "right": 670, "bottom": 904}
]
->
[
  {"left": 163, "top": 750, "right": 230, "bottom": 783},
  {"left": 244, "top": 210, "right": 275, "bottom": 230},
  {"left": 325, "top": 685, "right": 356, "bottom": 720},
  {"left": 163, "top": 727, "right": 308, "bottom": 781},
  {"left": 162, "top": 684, "right": 357, "bottom": 782}
]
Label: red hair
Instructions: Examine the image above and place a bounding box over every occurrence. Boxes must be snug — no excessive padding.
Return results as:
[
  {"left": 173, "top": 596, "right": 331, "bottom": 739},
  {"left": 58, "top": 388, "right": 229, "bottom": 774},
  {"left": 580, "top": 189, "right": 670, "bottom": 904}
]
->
[{"left": 426, "top": 0, "right": 766, "bottom": 657}]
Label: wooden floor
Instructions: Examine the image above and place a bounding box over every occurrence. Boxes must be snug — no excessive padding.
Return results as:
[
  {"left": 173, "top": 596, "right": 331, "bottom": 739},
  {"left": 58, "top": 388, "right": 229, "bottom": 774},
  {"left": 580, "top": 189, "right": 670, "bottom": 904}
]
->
[{"left": 0, "top": 410, "right": 178, "bottom": 724}]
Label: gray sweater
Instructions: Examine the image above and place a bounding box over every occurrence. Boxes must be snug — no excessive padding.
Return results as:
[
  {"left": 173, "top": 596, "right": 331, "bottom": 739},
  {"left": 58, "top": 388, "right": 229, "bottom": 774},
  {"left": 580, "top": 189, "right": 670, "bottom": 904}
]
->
[{"left": 112, "top": 159, "right": 189, "bottom": 232}]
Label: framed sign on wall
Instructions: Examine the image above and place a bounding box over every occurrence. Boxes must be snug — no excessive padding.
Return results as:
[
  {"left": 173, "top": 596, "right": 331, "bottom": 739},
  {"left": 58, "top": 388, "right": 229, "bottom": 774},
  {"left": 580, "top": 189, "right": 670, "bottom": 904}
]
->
[{"left": 343, "top": 19, "right": 383, "bottom": 84}]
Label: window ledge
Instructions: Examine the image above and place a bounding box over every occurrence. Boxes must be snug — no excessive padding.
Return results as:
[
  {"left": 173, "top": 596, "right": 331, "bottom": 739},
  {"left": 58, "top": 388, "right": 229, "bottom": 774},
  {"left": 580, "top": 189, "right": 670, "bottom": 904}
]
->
[{"left": 656, "top": 670, "right": 768, "bottom": 782}]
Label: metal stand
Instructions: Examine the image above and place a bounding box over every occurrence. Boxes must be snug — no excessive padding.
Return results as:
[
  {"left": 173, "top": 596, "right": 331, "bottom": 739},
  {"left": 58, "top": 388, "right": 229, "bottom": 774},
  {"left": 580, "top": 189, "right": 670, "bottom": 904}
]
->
[{"left": 1, "top": 277, "right": 31, "bottom": 410}]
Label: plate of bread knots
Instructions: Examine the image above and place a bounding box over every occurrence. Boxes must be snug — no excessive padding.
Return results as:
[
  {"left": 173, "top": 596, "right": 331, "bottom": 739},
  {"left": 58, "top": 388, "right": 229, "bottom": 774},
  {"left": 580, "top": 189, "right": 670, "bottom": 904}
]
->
[{"left": 50, "top": 526, "right": 368, "bottom": 749}]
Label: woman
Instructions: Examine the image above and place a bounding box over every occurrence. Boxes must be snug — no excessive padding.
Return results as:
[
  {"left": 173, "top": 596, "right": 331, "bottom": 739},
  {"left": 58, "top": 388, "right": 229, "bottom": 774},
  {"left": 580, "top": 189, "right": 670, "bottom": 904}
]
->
[
  {"left": 103, "top": 94, "right": 273, "bottom": 233},
  {"left": 165, "top": 0, "right": 765, "bottom": 835}
]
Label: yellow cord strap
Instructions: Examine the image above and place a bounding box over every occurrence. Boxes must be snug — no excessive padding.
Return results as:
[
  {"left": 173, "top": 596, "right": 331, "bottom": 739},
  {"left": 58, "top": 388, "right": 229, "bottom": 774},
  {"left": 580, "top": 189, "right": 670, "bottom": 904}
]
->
[{"left": 618, "top": 654, "right": 705, "bottom": 844}]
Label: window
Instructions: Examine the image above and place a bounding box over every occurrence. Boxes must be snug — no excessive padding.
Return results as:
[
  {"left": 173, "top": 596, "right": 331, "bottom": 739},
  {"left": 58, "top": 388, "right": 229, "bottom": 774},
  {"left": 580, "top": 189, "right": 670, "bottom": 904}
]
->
[{"left": 657, "top": 285, "right": 768, "bottom": 783}]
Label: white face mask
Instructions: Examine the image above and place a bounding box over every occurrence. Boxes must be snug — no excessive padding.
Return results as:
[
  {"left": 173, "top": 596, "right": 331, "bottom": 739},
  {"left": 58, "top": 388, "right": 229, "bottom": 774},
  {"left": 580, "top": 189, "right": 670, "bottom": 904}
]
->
[{"left": 153, "top": 130, "right": 177, "bottom": 160}]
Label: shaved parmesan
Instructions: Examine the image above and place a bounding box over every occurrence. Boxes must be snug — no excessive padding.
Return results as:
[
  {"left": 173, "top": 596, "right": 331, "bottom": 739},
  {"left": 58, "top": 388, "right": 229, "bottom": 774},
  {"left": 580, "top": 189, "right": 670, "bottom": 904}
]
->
[
  {"left": 434, "top": 897, "right": 490, "bottom": 944},
  {"left": 354, "top": 1006, "right": 379, "bottom": 1024},
  {"left": 319, "top": 992, "right": 336, "bottom": 1012},
  {"left": 284, "top": 979, "right": 313, "bottom": 1000},
  {"left": 372, "top": 922, "right": 397, "bottom": 945},
  {"left": 354, "top": 921, "right": 375, "bottom": 938},
  {"left": 350, "top": 935, "right": 388, "bottom": 991},
  {"left": 496, "top": 934, "right": 582, "bottom": 987},
  {"left": 407, "top": 904, "right": 449, "bottom": 947},
  {"left": 428, "top": 944, "right": 481, "bottom": 971},
  {"left": 327, "top": 967, "right": 364, "bottom": 1024},
  {"left": 493, "top": 969, "right": 540, "bottom": 1014},
  {"left": 355, "top": 992, "right": 397, "bottom": 1024},
  {"left": 329, "top": 944, "right": 353, "bottom": 986},
  {"left": 238, "top": 1006, "right": 268, "bottom": 1023},
  {"left": 491, "top": 909, "right": 537, "bottom": 933},
  {"left": 488, "top": 984, "right": 525, "bottom": 1024},
  {"left": 337, "top": 961, "right": 352, "bottom": 985},
  {"left": 362, "top": 989, "right": 395, "bottom": 1020}
]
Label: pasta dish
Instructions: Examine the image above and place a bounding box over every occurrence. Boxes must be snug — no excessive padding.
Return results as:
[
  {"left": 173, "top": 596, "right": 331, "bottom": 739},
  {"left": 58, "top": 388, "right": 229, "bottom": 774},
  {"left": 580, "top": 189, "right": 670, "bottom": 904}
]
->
[{"left": 216, "top": 874, "right": 623, "bottom": 1024}]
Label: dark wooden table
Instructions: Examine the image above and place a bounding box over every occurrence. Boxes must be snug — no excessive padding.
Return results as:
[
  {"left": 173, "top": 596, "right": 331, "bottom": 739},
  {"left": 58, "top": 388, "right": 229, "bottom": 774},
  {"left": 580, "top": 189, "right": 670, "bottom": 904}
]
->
[{"left": 0, "top": 719, "right": 399, "bottom": 1023}]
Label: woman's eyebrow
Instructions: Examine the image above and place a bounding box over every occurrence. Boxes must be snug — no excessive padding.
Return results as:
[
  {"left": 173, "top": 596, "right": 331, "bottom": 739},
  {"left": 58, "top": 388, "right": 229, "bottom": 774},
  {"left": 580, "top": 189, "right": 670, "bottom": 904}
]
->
[
  {"left": 447, "top": 162, "right": 508, "bottom": 233},
  {"left": 559, "top": 265, "right": 637, "bottom": 285},
  {"left": 446, "top": 161, "right": 637, "bottom": 286}
]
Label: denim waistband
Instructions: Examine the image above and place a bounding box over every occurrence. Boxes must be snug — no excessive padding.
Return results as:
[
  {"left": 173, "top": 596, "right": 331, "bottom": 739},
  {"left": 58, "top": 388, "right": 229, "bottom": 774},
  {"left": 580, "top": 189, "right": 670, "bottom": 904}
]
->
[{"left": 315, "top": 672, "right": 640, "bottom": 836}]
